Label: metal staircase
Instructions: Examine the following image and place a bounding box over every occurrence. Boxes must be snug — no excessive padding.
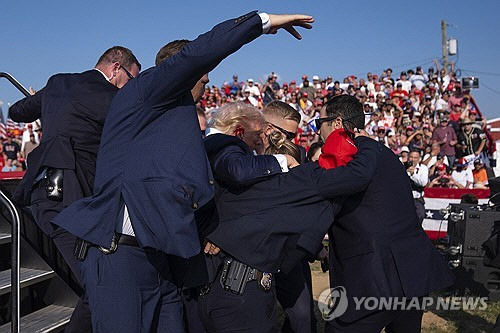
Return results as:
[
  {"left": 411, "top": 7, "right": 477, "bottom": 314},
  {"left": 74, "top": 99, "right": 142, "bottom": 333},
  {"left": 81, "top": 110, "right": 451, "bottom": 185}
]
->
[
  {"left": 0, "top": 73, "right": 79, "bottom": 332},
  {"left": 0, "top": 177, "right": 79, "bottom": 333}
]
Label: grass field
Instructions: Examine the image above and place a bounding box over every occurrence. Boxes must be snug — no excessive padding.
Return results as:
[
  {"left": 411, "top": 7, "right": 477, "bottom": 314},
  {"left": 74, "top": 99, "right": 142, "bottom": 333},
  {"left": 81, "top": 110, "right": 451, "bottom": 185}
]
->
[{"left": 306, "top": 263, "right": 500, "bottom": 333}]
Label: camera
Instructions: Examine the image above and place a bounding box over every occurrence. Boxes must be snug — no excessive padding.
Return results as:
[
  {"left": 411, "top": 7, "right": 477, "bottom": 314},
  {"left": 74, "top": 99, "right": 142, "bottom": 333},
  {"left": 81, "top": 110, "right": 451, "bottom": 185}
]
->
[
  {"left": 404, "top": 161, "right": 413, "bottom": 170},
  {"left": 439, "top": 177, "right": 451, "bottom": 185}
]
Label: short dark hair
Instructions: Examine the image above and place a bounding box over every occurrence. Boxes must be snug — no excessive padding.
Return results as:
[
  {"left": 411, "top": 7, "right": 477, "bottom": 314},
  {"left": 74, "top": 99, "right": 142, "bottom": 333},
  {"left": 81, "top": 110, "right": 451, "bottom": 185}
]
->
[
  {"left": 96, "top": 46, "right": 141, "bottom": 71},
  {"left": 460, "top": 193, "right": 478, "bottom": 204},
  {"left": 307, "top": 142, "right": 323, "bottom": 161},
  {"left": 324, "top": 95, "right": 364, "bottom": 131},
  {"left": 155, "top": 39, "right": 190, "bottom": 66},
  {"left": 263, "top": 101, "right": 301, "bottom": 123}
]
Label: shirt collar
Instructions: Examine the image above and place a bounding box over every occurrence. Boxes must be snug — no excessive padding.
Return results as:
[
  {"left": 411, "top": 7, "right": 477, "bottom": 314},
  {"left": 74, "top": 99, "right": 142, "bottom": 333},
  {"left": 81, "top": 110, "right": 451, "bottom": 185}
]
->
[
  {"left": 93, "top": 68, "right": 109, "bottom": 81},
  {"left": 205, "top": 127, "right": 225, "bottom": 137}
]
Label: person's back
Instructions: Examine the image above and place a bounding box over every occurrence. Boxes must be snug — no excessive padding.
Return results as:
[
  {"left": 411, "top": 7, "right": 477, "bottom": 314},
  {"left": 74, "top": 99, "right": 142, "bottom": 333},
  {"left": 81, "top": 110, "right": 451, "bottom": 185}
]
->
[
  {"left": 36, "top": 71, "right": 117, "bottom": 165},
  {"left": 328, "top": 142, "right": 454, "bottom": 323},
  {"left": 7, "top": 45, "right": 140, "bottom": 333}
]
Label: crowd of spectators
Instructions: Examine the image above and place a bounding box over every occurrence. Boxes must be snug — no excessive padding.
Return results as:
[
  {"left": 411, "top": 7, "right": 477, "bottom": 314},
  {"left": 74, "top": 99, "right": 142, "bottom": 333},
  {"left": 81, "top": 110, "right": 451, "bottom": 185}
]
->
[
  {"left": 0, "top": 122, "right": 41, "bottom": 172},
  {"left": 1, "top": 62, "right": 493, "bottom": 191},
  {"left": 199, "top": 60, "right": 492, "bottom": 190}
]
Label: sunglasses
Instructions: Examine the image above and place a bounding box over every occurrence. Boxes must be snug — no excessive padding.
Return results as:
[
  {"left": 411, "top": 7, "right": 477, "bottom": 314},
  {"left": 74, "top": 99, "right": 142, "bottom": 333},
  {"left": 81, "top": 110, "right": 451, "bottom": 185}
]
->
[
  {"left": 120, "top": 65, "right": 135, "bottom": 80},
  {"left": 315, "top": 112, "right": 369, "bottom": 132},
  {"left": 315, "top": 116, "right": 336, "bottom": 131},
  {"left": 268, "top": 122, "right": 296, "bottom": 140}
]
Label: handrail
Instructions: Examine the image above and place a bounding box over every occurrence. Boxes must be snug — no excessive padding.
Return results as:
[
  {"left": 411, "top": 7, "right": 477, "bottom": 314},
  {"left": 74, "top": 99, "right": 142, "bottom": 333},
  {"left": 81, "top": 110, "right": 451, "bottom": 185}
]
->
[
  {"left": 470, "top": 96, "right": 496, "bottom": 155},
  {"left": 0, "top": 72, "right": 30, "bottom": 97},
  {"left": 0, "top": 190, "right": 20, "bottom": 332}
]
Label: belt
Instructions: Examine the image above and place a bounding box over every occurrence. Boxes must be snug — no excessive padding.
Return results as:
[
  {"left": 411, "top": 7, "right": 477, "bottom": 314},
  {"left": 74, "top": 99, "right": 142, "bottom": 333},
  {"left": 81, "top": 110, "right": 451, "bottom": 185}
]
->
[
  {"left": 74, "top": 233, "right": 139, "bottom": 261},
  {"left": 116, "top": 233, "right": 139, "bottom": 247}
]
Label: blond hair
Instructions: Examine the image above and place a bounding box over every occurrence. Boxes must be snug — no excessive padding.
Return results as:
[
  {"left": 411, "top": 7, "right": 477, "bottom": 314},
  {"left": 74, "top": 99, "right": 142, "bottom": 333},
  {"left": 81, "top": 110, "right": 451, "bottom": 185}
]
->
[
  {"left": 208, "top": 102, "right": 265, "bottom": 134},
  {"left": 265, "top": 131, "right": 302, "bottom": 163}
]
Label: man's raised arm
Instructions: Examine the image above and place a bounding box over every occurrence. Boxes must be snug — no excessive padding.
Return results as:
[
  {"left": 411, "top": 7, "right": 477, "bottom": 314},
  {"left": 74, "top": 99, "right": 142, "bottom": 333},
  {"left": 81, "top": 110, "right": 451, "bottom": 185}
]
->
[
  {"left": 139, "top": 12, "right": 313, "bottom": 109},
  {"left": 311, "top": 136, "right": 381, "bottom": 198},
  {"left": 9, "top": 87, "right": 43, "bottom": 123}
]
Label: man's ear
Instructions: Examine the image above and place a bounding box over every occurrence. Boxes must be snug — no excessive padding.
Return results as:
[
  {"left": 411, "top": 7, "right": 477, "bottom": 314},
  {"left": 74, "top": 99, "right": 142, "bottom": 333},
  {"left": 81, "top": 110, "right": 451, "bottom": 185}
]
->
[
  {"left": 234, "top": 125, "right": 245, "bottom": 139},
  {"left": 334, "top": 117, "right": 343, "bottom": 130},
  {"left": 111, "top": 62, "right": 121, "bottom": 77}
]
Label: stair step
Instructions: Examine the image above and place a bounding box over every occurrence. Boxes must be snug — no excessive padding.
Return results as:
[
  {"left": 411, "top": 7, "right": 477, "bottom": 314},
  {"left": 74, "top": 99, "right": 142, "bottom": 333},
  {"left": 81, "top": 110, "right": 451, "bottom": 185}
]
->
[
  {"left": 0, "top": 267, "right": 54, "bottom": 295},
  {"left": 0, "top": 304, "right": 73, "bottom": 333},
  {"left": 0, "top": 232, "right": 10, "bottom": 245}
]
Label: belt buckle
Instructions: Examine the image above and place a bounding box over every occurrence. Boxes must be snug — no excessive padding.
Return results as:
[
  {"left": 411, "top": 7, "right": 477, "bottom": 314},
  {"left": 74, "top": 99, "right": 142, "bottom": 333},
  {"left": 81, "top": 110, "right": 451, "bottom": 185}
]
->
[{"left": 97, "top": 234, "right": 118, "bottom": 254}]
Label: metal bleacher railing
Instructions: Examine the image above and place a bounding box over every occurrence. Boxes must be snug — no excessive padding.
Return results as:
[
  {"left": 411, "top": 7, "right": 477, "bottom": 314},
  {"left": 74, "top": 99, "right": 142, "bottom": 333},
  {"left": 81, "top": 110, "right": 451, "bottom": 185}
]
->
[{"left": 0, "top": 72, "right": 29, "bottom": 333}]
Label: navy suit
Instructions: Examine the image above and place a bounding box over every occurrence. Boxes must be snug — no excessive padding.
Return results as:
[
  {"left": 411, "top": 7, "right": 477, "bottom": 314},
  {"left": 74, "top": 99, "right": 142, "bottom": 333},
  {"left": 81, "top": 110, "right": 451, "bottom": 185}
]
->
[
  {"left": 325, "top": 143, "right": 455, "bottom": 332},
  {"left": 207, "top": 136, "right": 379, "bottom": 273},
  {"left": 53, "top": 11, "right": 266, "bottom": 333},
  {"left": 198, "top": 135, "right": 379, "bottom": 332},
  {"left": 9, "top": 69, "right": 119, "bottom": 333}
]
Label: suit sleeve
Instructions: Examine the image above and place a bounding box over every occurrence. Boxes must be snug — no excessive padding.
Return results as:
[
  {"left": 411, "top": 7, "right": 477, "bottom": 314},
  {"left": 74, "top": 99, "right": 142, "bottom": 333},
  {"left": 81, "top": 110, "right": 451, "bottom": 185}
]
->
[
  {"left": 9, "top": 87, "right": 44, "bottom": 123},
  {"left": 311, "top": 137, "right": 381, "bottom": 198},
  {"left": 212, "top": 145, "right": 281, "bottom": 188},
  {"left": 137, "top": 11, "right": 263, "bottom": 109}
]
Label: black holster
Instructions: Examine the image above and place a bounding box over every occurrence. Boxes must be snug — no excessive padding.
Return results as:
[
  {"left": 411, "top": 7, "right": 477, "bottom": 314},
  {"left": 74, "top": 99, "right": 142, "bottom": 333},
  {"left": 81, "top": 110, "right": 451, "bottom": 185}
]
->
[
  {"left": 40, "top": 168, "right": 64, "bottom": 201},
  {"left": 220, "top": 258, "right": 258, "bottom": 295}
]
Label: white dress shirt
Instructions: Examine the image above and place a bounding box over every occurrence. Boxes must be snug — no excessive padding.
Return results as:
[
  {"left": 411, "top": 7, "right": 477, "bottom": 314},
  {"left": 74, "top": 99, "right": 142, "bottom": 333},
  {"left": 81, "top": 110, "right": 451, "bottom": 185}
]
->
[{"left": 409, "top": 163, "right": 429, "bottom": 198}]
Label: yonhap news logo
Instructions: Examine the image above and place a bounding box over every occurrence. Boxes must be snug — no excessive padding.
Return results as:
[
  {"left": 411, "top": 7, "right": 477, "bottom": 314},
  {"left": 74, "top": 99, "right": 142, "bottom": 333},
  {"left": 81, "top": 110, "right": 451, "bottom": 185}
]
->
[
  {"left": 318, "top": 287, "right": 489, "bottom": 321},
  {"left": 318, "top": 286, "right": 348, "bottom": 320}
]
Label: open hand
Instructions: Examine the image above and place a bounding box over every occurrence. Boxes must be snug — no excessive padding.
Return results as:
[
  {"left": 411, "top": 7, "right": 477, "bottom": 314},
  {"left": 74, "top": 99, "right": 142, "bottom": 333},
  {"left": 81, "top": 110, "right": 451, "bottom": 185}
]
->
[
  {"left": 267, "top": 14, "right": 314, "bottom": 40},
  {"left": 204, "top": 241, "right": 220, "bottom": 255}
]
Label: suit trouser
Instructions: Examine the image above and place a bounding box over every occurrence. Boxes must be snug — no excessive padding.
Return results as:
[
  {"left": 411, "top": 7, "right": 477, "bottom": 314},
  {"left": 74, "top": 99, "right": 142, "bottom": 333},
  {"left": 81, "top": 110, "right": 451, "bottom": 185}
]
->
[
  {"left": 30, "top": 187, "right": 92, "bottom": 333},
  {"left": 276, "top": 259, "right": 316, "bottom": 333},
  {"left": 324, "top": 308, "right": 423, "bottom": 333},
  {"left": 80, "top": 245, "right": 184, "bottom": 333},
  {"left": 182, "top": 288, "right": 207, "bottom": 333},
  {"left": 197, "top": 275, "right": 279, "bottom": 333}
]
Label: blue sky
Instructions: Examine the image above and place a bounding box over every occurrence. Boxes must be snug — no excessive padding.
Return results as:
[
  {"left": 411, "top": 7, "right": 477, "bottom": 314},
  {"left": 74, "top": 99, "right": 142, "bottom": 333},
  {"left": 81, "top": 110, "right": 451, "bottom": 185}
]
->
[{"left": 1, "top": 1, "right": 499, "bottom": 119}]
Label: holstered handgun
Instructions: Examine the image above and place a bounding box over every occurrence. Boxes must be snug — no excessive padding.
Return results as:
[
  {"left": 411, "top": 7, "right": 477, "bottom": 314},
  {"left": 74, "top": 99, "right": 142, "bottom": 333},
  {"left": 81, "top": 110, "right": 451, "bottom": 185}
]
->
[
  {"left": 219, "top": 258, "right": 258, "bottom": 295},
  {"left": 41, "top": 168, "right": 64, "bottom": 201}
]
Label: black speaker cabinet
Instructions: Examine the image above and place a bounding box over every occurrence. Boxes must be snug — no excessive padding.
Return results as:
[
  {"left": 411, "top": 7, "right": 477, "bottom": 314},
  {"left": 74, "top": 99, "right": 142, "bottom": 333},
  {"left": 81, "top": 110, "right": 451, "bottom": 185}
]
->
[
  {"left": 447, "top": 204, "right": 500, "bottom": 257},
  {"left": 454, "top": 256, "right": 500, "bottom": 301}
]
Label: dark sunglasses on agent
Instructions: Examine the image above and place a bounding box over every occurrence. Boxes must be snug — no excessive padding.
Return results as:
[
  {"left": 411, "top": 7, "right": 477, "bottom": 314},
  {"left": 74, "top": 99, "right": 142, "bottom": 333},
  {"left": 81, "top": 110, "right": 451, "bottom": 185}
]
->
[
  {"left": 268, "top": 122, "right": 296, "bottom": 140},
  {"left": 120, "top": 65, "right": 135, "bottom": 80}
]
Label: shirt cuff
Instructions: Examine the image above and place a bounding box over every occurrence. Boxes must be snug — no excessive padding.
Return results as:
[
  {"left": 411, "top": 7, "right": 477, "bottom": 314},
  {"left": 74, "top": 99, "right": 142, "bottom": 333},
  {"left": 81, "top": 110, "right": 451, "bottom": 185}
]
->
[
  {"left": 258, "top": 12, "right": 271, "bottom": 34},
  {"left": 274, "top": 154, "right": 289, "bottom": 172}
]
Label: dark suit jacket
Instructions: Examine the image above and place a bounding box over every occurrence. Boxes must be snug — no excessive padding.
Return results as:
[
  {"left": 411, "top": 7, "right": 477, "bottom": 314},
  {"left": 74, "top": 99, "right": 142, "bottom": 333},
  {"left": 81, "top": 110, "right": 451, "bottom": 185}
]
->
[
  {"left": 9, "top": 70, "right": 118, "bottom": 220},
  {"left": 53, "top": 12, "right": 264, "bottom": 259},
  {"left": 206, "top": 135, "right": 380, "bottom": 274},
  {"left": 329, "top": 142, "right": 455, "bottom": 322},
  {"left": 204, "top": 133, "right": 282, "bottom": 188}
]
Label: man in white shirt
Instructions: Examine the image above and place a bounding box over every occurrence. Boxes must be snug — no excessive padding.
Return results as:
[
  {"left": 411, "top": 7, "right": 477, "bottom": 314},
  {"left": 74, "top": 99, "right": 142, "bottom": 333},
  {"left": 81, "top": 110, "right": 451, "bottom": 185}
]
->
[
  {"left": 451, "top": 157, "right": 474, "bottom": 188},
  {"left": 408, "top": 150, "right": 429, "bottom": 223},
  {"left": 396, "top": 71, "right": 412, "bottom": 92},
  {"left": 312, "top": 75, "right": 321, "bottom": 89},
  {"left": 423, "top": 143, "right": 449, "bottom": 169},
  {"left": 245, "top": 78, "right": 261, "bottom": 99},
  {"left": 434, "top": 91, "right": 450, "bottom": 112},
  {"left": 410, "top": 66, "right": 428, "bottom": 90}
]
